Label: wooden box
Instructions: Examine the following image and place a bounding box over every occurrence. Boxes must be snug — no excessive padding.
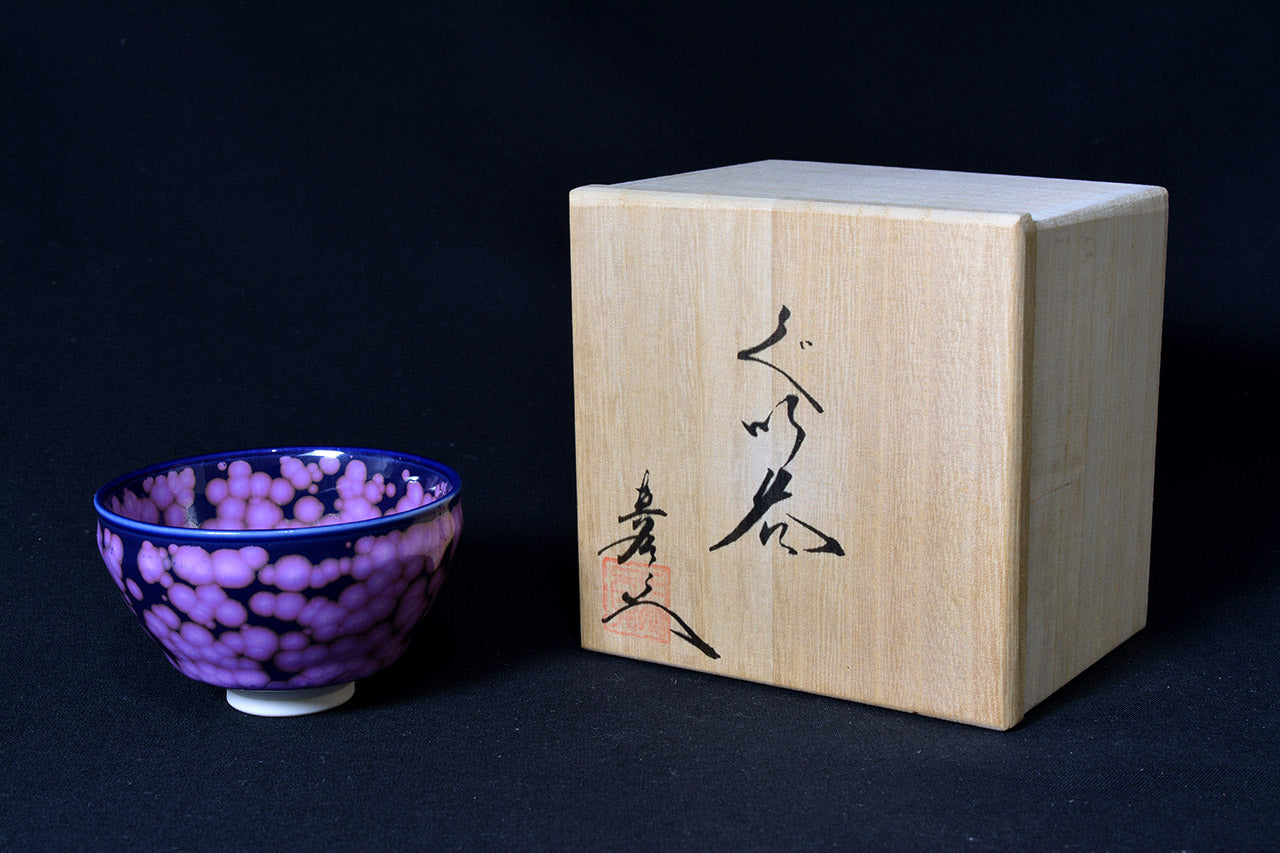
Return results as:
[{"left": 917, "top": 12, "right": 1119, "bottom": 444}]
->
[{"left": 570, "top": 160, "right": 1167, "bottom": 729}]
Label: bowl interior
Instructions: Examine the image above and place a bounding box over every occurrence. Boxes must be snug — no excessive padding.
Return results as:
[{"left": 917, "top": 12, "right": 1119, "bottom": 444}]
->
[{"left": 99, "top": 449, "right": 455, "bottom": 531}]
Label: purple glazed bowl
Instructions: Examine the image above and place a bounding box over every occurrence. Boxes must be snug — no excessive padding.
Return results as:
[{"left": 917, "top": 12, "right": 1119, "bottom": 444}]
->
[{"left": 93, "top": 447, "right": 462, "bottom": 716}]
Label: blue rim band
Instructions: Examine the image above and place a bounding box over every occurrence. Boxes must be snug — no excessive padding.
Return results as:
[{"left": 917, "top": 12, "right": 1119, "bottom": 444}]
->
[{"left": 93, "top": 446, "right": 461, "bottom": 543}]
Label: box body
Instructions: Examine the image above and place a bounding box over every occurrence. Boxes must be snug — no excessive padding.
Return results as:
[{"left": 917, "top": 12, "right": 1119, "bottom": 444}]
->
[{"left": 571, "top": 161, "right": 1167, "bottom": 728}]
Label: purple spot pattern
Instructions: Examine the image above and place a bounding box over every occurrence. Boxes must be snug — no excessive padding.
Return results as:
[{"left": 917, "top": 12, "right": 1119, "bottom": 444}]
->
[
  {"left": 107, "top": 454, "right": 449, "bottom": 531},
  {"left": 96, "top": 452, "right": 461, "bottom": 690}
]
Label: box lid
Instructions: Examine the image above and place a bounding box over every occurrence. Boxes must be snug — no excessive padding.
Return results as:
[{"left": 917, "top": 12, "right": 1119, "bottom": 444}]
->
[{"left": 582, "top": 159, "right": 1165, "bottom": 227}]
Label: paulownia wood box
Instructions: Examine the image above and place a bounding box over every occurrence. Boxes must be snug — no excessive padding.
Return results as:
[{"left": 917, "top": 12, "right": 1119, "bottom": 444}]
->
[{"left": 570, "top": 160, "right": 1167, "bottom": 729}]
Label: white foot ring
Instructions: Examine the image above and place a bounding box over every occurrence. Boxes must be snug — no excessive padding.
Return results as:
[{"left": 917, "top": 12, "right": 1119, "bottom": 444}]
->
[{"left": 225, "top": 682, "right": 355, "bottom": 716}]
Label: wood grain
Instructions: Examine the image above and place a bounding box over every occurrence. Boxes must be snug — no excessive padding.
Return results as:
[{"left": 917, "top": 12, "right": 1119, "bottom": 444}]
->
[
  {"left": 1023, "top": 190, "right": 1168, "bottom": 708},
  {"left": 571, "top": 161, "right": 1167, "bottom": 729}
]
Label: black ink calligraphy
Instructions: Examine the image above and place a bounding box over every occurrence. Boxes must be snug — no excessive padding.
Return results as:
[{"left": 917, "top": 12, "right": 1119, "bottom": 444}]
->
[
  {"left": 710, "top": 305, "right": 845, "bottom": 557},
  {"left": 602, "top": 571, "right": 720, "bottom": 660},
  {"left": 597, "top": 470, "right": 667, "bottom": 566},
  {"left": 599, "top": 472, "right": 720, "bottom": 659}
]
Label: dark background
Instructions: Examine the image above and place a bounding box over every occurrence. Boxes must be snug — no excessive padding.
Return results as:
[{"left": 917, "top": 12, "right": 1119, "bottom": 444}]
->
[{"left": 2, "top": 2, "right": 1276, "bottom": 848}]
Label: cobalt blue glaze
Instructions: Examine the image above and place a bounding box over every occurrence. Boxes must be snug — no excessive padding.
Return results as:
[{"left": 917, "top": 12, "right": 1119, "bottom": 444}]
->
[{"left": 93, "top": 448, "right": 462, "bottom": 690}]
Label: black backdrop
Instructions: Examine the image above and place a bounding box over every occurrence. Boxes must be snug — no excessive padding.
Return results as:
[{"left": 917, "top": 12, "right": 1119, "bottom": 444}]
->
[{"left": 2, "top": 3, "right": 1277, "bottom": 849}]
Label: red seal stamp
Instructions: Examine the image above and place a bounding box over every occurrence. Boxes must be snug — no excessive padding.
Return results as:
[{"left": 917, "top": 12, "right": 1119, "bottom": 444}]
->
[{"left": 600, "top": 557, "right": 671, "bottom": 643}]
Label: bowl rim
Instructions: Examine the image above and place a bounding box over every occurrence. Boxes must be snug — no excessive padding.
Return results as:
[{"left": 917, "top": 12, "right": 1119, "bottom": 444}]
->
[{"left": 93, "top": 446, "right": 461, "bottom": 543}]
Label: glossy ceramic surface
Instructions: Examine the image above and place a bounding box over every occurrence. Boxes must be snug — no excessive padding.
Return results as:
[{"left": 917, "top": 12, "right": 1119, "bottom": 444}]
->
[{"left": 93, "top": 448, "right": 462, "bottom": 694}]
